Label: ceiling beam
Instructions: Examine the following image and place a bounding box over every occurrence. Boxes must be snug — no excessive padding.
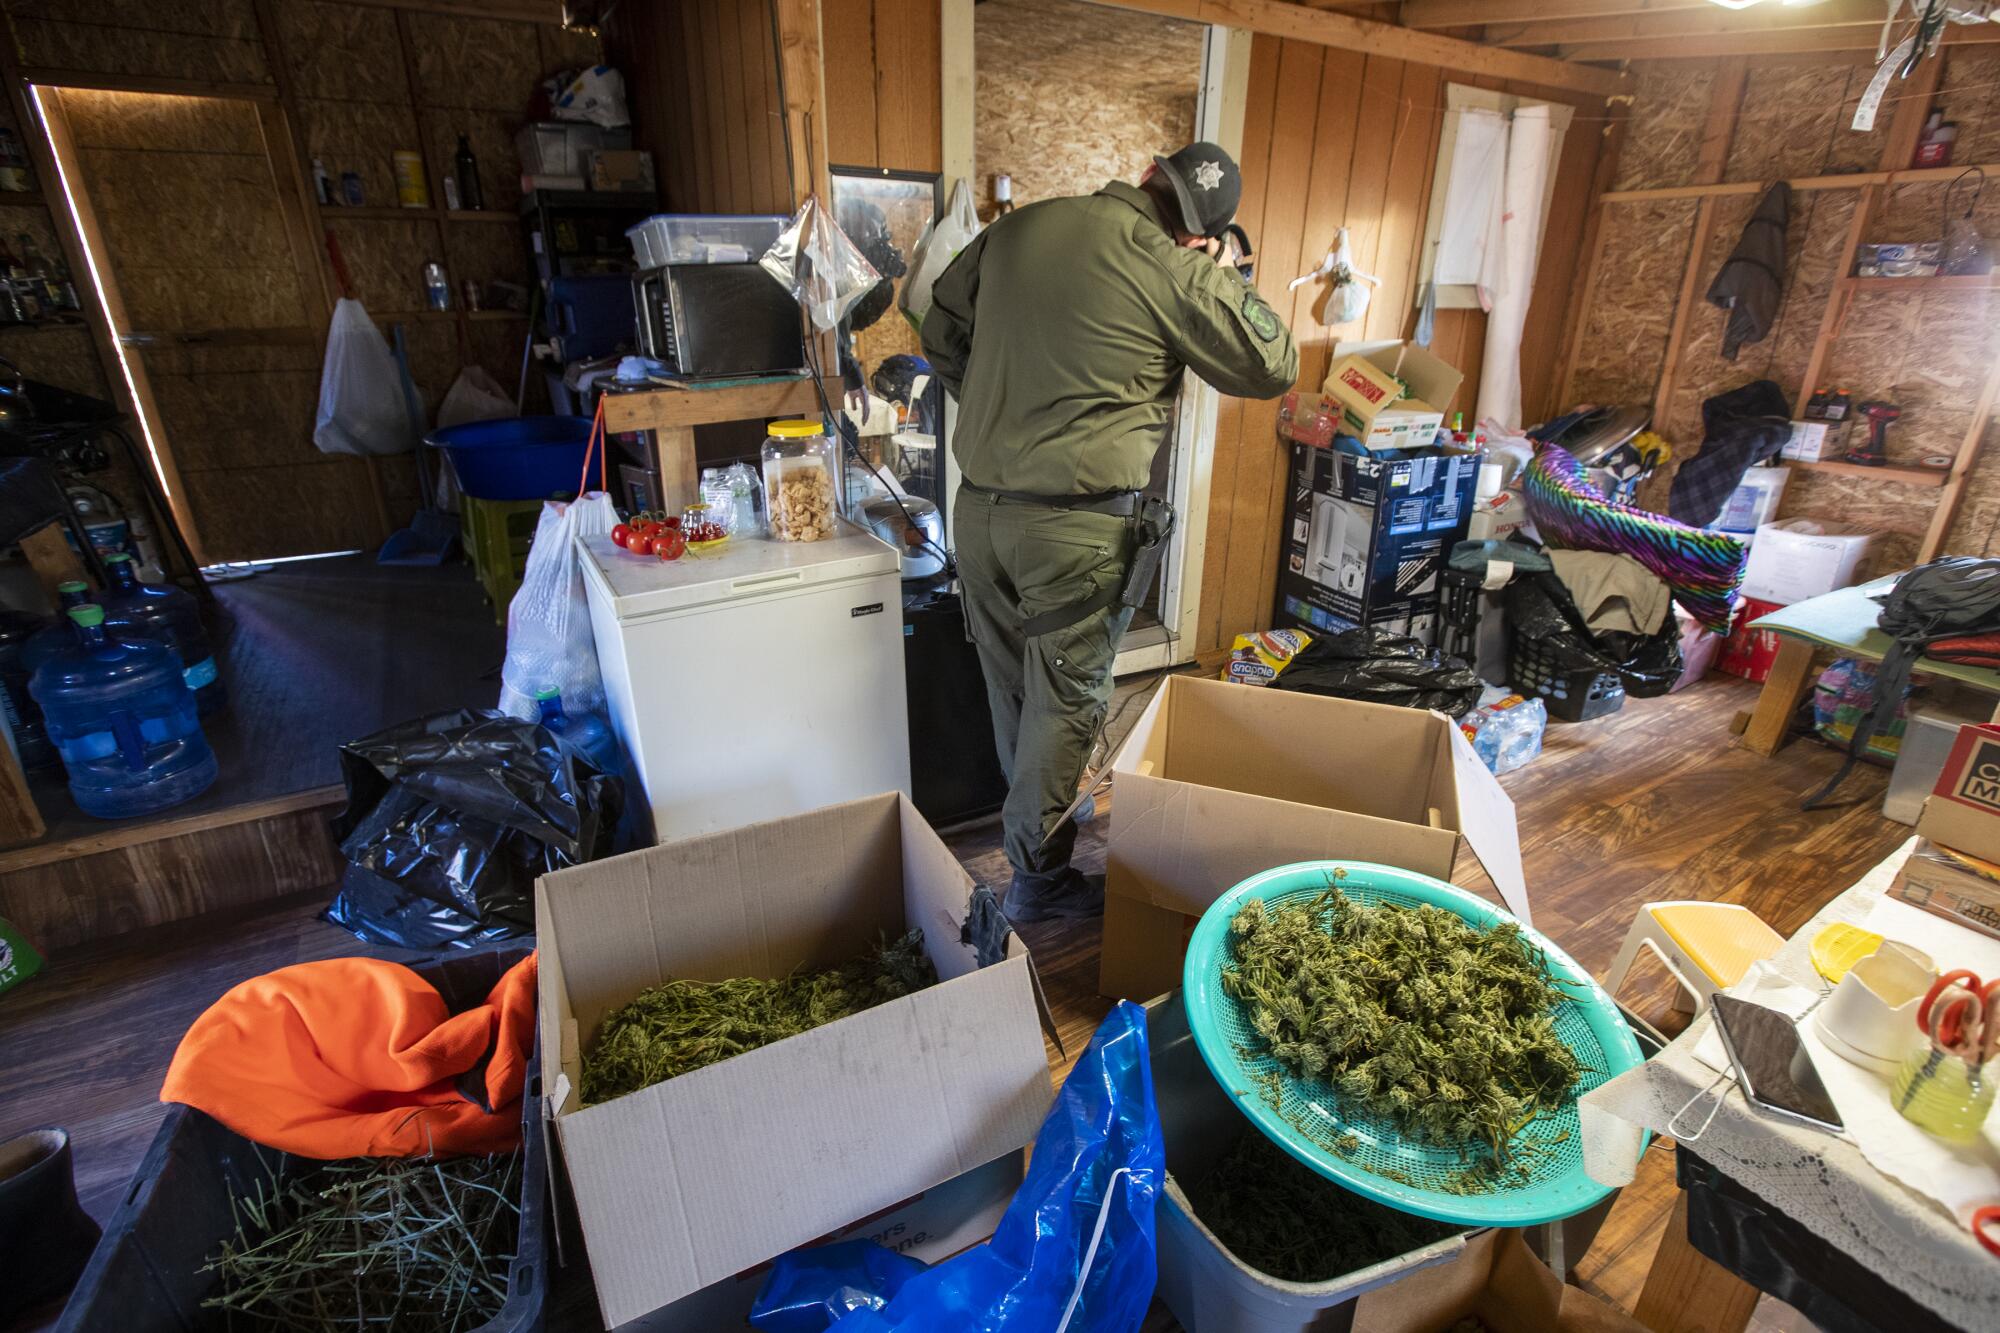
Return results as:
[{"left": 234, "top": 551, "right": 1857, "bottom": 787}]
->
[
  {"left": 1401, "top": 0, "right": 1705, "bottom": 29},
  {"left": 1490, "top": 0, "right": 1886, "bottom": 50},
  {"left": 1560, "top": 19, "right": 2000, "bottom": 60},
  {"left": 1093, "top": 0, "right": 1626, "bottom": 94}
]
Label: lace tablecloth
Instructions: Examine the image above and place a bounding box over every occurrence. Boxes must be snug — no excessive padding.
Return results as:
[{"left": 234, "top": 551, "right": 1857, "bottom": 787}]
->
[{"left": 1581, "top": 837, "right": 2000, "bottom": 1330}]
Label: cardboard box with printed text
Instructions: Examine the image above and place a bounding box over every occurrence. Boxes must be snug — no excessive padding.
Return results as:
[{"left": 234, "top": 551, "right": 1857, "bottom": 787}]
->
[
  {"left": 1092, "top": 676, "right": 1529, "bottom": 1002},
  {"left": 1918, "top": 722, "right": 2000, "bottom": 866},
  {"left": 1322, "top": 339, "right": 1465, "bottom": 453},
  {"left": 537, "top": 792, "right": 1054, "bottom": 1328}
]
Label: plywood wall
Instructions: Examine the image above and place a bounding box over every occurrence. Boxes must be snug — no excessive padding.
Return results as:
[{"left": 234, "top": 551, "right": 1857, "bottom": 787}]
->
[
  {"left": 973, "top": 0, "right": 1202, "bottom": 219},
  {"left": 1584, "top": 48, "right": 2000, "bottom": 578},
  {"left": 1193, "top": 38, "right": 1607, "bottom": 654},
  {"left": 824, "top": 0, "right": 941, "bottom": 175}
]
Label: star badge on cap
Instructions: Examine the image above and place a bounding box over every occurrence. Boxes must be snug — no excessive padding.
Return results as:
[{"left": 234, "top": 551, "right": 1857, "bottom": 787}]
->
[{"left": 1192, "top": 160, "right": 1224, "bottom": 192}]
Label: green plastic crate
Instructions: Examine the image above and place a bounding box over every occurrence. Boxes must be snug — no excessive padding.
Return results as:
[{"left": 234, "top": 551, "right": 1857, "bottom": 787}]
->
[{"left": 461, "top": 495, "right": 544, "bottom": 622}]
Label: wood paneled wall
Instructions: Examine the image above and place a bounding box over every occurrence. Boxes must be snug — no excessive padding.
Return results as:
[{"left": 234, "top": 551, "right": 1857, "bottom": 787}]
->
[
  {"left": 823, "top": 0, "right": 941, "bottom": 174},
  {"left": 1192, "top": 38, "right": 1607, "bottom": 655}
]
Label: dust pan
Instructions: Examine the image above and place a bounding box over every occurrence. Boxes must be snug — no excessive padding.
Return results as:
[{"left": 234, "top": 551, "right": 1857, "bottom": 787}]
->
[{"left": 1182, "top": 860, "right": 1645, "bottom": 1228}]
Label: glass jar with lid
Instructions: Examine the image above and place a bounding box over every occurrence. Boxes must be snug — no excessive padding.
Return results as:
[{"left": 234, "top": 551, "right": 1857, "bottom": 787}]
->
[{"left": 762, "top": 419, "right": 839, "bottom": 542}]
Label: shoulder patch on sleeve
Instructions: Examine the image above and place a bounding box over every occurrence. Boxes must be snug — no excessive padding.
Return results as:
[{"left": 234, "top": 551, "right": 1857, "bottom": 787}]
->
[{"left": 1243, "top": 291, "right": 1281, "bottom": 342}]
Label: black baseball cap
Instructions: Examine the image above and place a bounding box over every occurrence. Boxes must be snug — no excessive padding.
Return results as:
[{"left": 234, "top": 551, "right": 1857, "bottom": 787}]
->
[{"left": 1153, "top": 141, "right": 1241, "bottom": 239}]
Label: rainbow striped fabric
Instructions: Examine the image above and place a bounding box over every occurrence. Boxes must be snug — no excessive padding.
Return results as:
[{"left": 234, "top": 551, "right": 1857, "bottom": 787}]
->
[{"left": 1522, "top": 443, "right": 1746, "bottom": 634}]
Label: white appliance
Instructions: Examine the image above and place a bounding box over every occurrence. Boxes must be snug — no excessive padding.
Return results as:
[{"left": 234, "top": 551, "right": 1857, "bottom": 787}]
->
[
  {"left": 1308, "top": 493, "right": 1368, "bottom": 597},
  {"left": 580, "top": 520, "right": 911, "bottom": 842}
]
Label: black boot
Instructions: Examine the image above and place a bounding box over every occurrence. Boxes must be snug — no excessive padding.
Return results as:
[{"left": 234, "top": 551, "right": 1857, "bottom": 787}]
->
[
  {"left": 0, "top": 1127, "right": 102, "bottom": 1322},
  {"left": 1004, "top": 866, "right": 1105, "bottom": 923}
]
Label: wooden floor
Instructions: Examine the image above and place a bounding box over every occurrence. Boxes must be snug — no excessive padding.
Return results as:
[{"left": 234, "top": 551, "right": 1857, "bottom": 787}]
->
[{"left": 0, "top": 671, "right": 1905, "bottom": 1330}]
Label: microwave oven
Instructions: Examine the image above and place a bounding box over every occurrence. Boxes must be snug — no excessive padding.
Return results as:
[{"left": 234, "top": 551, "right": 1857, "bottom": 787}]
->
[{"left": 632, "top": 263, "right": 807, "bottom": 380}]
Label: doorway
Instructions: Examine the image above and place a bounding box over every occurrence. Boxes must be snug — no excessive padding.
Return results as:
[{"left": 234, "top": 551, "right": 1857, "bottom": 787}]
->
[
  {"left": 967, "top": 0, "right": 1236, "bottom": 673},
  {"left": 34, "top": 87, "right": 390, "bottom": 565}
]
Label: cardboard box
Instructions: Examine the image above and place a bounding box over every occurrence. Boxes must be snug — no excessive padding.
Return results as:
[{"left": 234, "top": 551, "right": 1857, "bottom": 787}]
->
[
  {"left": 1780, "top": 419, "right": 1846, "bottom": 462},
  {"left": 1275, "top": 441, "right": 1478, "bottom": 642},
  {"left": 1716, "top": 596, "right": 1785, "bottom": 683},
  {"left": 589, "top": 148, "right": 657, "bottom": 193},
  {"left": 1354, "top": 1228, "right": 1644, "bottom": 1332},
  {"left": 1890, "top": 837, "right": 2000, "bottom": 942},
  {"left": 1740, "top": 521, "right": 1873, "bottom": 604},
  {"left": 1096, "top": 676, "right": 1527, "bottom": 1001},
  {"left": 537, "top": 792, "right": 1054, "bottom": 1327},
  {"left": 1917, "top": 722, "right": 2000, "bottom": 867},
  {"left": 629, "top": 1153, "right": 1022, "bottom": 1330},
  {"left": 1322, "top": 340, "right": 1465, "bottom": 453}
]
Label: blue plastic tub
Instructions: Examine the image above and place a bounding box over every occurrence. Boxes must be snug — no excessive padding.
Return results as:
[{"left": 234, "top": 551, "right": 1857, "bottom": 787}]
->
[{"left": 429, "top": 415, "right": 593, "bottom": 501}]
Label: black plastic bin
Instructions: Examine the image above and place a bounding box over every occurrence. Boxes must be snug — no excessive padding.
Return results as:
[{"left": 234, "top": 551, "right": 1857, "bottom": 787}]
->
[
  {"left": 56, "top": 945, "right": 547, "bottom": 1333},
  {"left": 1438, "top": 568, "right": 1483, "bottom": 666},
  {"left": 1509, "top": 631, "right": 1627, "bottom": 723}
]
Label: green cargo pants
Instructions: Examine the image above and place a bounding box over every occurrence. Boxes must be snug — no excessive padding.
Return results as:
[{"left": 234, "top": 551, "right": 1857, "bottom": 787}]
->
[{"left": 954, "top": 487, "right": 1135, "bottom": 877}]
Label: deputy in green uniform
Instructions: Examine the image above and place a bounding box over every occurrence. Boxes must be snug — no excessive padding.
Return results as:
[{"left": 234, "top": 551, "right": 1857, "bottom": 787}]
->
[{"left": 921, "top": 142, "right": 1298, "bottom": 922}]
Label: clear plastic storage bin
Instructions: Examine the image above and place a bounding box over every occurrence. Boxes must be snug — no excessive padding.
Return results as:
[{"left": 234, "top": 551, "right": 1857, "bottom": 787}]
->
[
  {"left": 627, "top": 213, "right": 787, "bottom": 268},
  {"left": 763, "top": 420, "right": 840, "bottom": 543}
]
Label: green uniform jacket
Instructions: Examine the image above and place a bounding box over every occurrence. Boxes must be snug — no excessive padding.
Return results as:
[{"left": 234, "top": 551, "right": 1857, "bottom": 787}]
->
[{"left": 921, "top": 180, "right": 1300, "bottom": 496}]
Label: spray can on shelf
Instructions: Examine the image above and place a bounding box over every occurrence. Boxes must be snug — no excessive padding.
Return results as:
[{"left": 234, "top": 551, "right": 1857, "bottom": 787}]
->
[
  {"left": 423, "top": 261, "right": 451, "bottom": 311},
  {"left": 312, "top": 158, "right": 334, "bottom": 206},
  {"left": 392, "top": 150, "right": 429, "bottom": 208}
]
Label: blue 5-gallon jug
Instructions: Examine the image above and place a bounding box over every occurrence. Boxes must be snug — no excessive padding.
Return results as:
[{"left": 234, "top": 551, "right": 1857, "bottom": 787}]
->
[
  {"left": 18, "top": 579, "right": 92, "bottom": 678},
  {"left": 30, "top": 605, "right": 218, "bottom": 819},
  {"left": 99, "top": 554, "right": 226, "bottom": 718}
]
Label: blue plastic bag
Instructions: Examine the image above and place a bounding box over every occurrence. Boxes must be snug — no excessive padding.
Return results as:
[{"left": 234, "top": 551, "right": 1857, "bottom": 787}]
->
[{"left": 751, "top": 1001, "right": 1164, "bottom": 1333}]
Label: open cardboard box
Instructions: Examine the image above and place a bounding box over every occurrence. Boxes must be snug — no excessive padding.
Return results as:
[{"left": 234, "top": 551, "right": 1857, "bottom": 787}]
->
[
  {"left": 1095, "top": 676, "right": 1527, "bottom": 1002},
  {"left": 537, "top": 792, "right": 1055, "bottom": 1327},
  {"left": 1354, "top": 1228, "right": 1645, "bottom": 1332},
  {"left": 1323, "top": 339, "right": 1465, "bottom": 453}
]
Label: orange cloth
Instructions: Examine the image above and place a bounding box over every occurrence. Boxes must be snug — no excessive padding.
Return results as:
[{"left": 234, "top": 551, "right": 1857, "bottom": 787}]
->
[{"left": 161, "top": 952, "right": 537, "bottom": 1159}]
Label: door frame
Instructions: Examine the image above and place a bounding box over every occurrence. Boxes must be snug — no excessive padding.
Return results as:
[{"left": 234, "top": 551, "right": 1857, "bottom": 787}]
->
[{"left": 937, "top": 3, "right": 1246, "bottom": 675}]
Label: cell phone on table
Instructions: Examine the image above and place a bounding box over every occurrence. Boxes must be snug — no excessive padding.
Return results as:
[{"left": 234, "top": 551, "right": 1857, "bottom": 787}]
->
[{"left": 1711, "top": 994, "right": 1844, "bottom": 1133}]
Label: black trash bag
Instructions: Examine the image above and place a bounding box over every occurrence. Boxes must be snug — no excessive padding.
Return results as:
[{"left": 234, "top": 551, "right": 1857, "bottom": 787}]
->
[
  {"left": 1506, "top": 571, "right": 1683, "bottom": 699},
  {"left": 1272, "top": 627, "right": 1484, "bottom": 717},
  {"left": 325, "top": 708, "right": 622, "bottom": 950}
]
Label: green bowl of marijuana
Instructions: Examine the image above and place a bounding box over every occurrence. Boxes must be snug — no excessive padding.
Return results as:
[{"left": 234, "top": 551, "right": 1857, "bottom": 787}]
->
[{"left": 1182, "top": 860, "right": 1644, "bottom": 1228}]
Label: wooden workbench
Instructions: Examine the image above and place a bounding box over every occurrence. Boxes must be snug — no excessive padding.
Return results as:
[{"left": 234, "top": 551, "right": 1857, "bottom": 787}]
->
[{"left": 595, "top": 376, "right": 832, "bottom": 515}]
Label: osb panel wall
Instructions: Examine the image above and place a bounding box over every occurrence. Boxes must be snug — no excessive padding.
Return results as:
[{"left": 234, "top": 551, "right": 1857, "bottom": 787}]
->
[
  {"left": 1567, "top": 199, "right": 1699, "bottom": 409},
  {"left": 824, "top": 0, "right": 942, "bottom": 174},
  {"left": 1194, "top": 37, "right": 1605, "bottom": 654},
  {"left": 606, "top": 0, "right": 791, "bottom": 215},
  {"left": 1613, "top": 62, "right": 1714, "bottom": 193},
  {"left": 2, "top": 0, "right": 271, "bottom": 85},
  {"left": 1723, "top": 62, "right": 1882, "bottom": 184},
  {"left": 974, "top": 0, "right": 1202, "bottom": 220}
]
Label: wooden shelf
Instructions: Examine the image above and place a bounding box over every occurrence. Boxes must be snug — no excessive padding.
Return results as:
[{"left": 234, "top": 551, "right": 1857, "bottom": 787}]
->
[
  {"left": 601, "top": 376, "right": 831, "bottom": 433},
  {"left": 445, "top": 209, "right": 514, "bottom": 224},
  {"left": 0, "top": 318, "right": 89, "bottom": 334},
  {"left": 322, "top": 204, "right": 437, "bottom": 221},
  {"left": 1838, "top": 274, "right": 2000, "bottom": 293},
  {"left": 1784, "top": 458, "right": 1949, "bottom": 487}
]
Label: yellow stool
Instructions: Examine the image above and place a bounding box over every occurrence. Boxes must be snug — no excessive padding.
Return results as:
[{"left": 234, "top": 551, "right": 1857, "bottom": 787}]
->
[{"left": 1602, "top": 901, "right": 1784, "bottom": 1014}]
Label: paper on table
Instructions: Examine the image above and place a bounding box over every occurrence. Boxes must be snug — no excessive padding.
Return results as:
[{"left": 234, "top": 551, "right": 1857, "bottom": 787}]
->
[
  {"left": 1858, "top": 895, "right": 2000, "bottom": 981},
  {"left": 1798, "top": 1022, "right": 2000, "bottom": 1228}
]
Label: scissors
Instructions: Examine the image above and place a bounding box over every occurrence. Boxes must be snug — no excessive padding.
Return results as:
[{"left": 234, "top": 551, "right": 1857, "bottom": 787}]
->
[{"left": 1898, "top": 969, "right": 2000, "bottom": 1112}]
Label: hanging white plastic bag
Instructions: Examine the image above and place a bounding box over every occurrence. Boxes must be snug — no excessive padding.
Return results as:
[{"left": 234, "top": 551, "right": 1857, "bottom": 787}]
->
[
  {"left": 437, "top": 367, "right": 517, "bottom": 429},
  {"left": 497, "top": 405, "right": 617, "bottom": 719},
  {"left": 761, "top": 195, "right": 880, "bottom": 332},
  {"left": 1289, "top": 227, "right": 1379, "bottom": 328},
  {"left": 901, "top": 177, "right": 983, "bottom": 329},
  {"left": 313, "top": 298, "right": 413, "bottom": 457},
  {"left": 546, "top": 65, "right": 630, "bottom": 128}
]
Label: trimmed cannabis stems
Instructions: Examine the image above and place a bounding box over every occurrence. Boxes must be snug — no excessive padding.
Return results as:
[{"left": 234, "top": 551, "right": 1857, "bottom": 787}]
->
[
  {"left": 1222, "top": 889, "right": 1582, "bottom": 1162},
  {"left": 1184, "top": 1129, "right": 1462, "bottom": 1283},
  {"left": 204, "top": 1153, "right": 521, "bottom": 1332},
  {"left": 582, "top": 930, "right": 938, "bottom": 1105}
]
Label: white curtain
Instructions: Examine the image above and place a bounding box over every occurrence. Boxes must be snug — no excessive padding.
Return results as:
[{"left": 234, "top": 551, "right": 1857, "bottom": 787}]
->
[
  {"left": 1434, "top": 108, "right": 1508, "bottom": 302},
  {"left": 1476, "top": 105, "right": 1557, "bottom": 431}
]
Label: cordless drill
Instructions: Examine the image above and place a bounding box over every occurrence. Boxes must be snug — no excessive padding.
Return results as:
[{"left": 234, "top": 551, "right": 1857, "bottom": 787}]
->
[{"left": 1846, "top": 400, "right": 1901, "bottom": 467}]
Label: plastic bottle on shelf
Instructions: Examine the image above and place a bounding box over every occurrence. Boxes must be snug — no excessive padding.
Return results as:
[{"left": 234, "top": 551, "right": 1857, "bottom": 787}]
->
[
  {"left": 535, "top": 688, "right": 618, "bottom": 774},
  {"left": 29, "top": 605, "right": 218, "bottom": 819},
  {"left": 97, "top": 553, "right": 226, "bottom": 718}
]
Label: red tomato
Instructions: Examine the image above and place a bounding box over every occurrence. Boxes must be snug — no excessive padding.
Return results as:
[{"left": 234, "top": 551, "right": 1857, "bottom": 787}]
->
[
  {"left": 627, "top": 534, "right": 654, "bottom": 556},
  {"left": 611, "top": 523, "right": 632, "bottom": 547},
  {"left": 654, "top": 528, "right": 687, "bottom": 561}
]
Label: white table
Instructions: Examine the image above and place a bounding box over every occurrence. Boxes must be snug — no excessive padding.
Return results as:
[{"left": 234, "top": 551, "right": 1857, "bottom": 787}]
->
[{"left": 1583, "top": 839, "right": 1999, "bottom": 1331}]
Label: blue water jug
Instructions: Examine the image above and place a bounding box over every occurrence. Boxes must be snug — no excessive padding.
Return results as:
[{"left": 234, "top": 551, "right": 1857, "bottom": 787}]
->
[
  {"left": 535, "top": 688, "right": 619, "bottom": 772},
  {"left": 30, "top": 605, "right": 219, "bottom": 819},
  {"left": 18, "top": 579, "right": 92, "bottom": 679},
  {"left": 99, "top": 554, "right": 226, "bottom": 718}
]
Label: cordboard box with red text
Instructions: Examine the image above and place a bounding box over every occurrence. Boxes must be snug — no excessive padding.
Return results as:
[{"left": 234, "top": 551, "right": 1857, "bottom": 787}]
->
[
  {"left": 1917, "top": 721, "right": 2000, "bottom": 866},
  {"left": 537, "top": 791, "right": 1053, "bottom": 1328}
]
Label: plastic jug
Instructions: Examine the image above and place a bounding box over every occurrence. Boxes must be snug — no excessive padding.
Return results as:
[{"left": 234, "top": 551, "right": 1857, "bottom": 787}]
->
[
  {"left": 30, "top": 605, "right": 218, "bottom": 819},
  {"left": 535, "top": 688, "right": 619, "bottom": 773},
  {"left": 18, "top": 580, "right": 92, "bottom": 678},
  {"left": 98, "top": 553, "right": 226, "bottom": 718}
]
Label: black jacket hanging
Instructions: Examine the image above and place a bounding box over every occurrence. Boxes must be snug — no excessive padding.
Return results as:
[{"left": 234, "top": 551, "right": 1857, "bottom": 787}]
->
[{"left": 1707, "top": 181, "right": 1790, "bottom": 362}]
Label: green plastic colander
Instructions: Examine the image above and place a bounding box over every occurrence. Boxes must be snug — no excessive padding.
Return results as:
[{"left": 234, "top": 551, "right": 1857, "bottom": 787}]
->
[{"left": 1182, "top": 860, "right": 1644, "bottom": 1227}]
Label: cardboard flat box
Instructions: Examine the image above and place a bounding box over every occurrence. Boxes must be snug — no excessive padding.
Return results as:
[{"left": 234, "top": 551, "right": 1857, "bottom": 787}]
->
[
  {"left": 627, "top": 1152, "right": 1022, "bottom": 1330},
  {"left": 589, "top": 148, "right": 657, "bottom": 193},
  {"left": 1274, "top": 441, "right": 1478, "bottom": 643},
  {"left": 1917, "top": 722, "right": 2000, "bottom": 866},
  {"left": 1891, "top": 837, "right": 2000, "bottom": 941},
  {"left": 538, "top": 792, "right": 1054, "bottom": 1327},
  {"left": 1097, "top": 676, "right": 1528, "bottom": 1001},
  {"left": 1780, "top": 419, "right": 1845, "bottom": 462},
  {"left": 1740, "top": 521, "right": 1872, "bottom": 604},
  {"left": 1323, "top": 340, "right": 1464, "bottom": 453}
]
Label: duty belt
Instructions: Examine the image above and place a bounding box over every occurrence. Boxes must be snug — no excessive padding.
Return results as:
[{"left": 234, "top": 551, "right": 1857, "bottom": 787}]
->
[
  {"left": 960, "top": 481, "right": 1142, "bottom": 518},
  {"left": 961, "top": 483, "right": 1175, "bottom": 636}
]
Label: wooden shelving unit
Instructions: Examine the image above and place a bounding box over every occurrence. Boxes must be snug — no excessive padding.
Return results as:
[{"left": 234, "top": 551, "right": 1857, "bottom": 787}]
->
[
  {"left": 1784, "top": 459, "right": 1949, "bottom": 487},
  {"left": 323, "top": 205, "right": 518, "bottom": 225},
  {"left": 1837, "top": 273, "right": 2000, "bottom": 293}
]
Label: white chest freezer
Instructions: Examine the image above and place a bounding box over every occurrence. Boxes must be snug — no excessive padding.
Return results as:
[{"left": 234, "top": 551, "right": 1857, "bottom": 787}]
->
[{"left": 580, "top": 521, "right": 911, "bottom": 842}]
